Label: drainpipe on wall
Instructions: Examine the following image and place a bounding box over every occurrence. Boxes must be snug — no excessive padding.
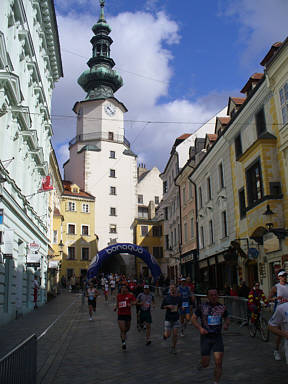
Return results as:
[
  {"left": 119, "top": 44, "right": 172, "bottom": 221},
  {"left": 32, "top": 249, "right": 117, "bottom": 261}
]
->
[{"left": 188, "top": 164, "right": 200, "bottom": 288}]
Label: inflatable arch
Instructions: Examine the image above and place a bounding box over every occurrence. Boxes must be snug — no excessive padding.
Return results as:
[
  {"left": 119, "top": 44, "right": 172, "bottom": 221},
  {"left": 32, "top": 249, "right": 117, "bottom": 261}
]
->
[{"left": 87, "top": 243, "right": 162, "bottom": 281}]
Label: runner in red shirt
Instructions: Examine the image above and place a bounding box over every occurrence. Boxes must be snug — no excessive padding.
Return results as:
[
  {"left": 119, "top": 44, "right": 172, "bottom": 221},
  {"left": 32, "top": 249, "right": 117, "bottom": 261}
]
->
[{"left": 114, "top": 284, "right": 136, "bottom": 350}]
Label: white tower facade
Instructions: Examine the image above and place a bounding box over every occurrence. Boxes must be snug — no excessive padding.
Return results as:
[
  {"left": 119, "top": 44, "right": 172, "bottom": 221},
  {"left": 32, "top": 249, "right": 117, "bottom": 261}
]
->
[{"left": 64, "top": 1, "right": 138, "bottom": 272}]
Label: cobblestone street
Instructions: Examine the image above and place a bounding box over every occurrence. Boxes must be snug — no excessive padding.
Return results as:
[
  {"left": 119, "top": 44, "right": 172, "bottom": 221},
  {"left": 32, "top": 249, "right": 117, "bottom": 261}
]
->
[{"left": 1, "top": 292, "right": 287, "bottom": 383}]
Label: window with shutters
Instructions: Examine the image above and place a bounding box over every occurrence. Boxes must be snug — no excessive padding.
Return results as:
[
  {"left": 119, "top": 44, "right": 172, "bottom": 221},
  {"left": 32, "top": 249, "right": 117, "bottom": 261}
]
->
[
  {"left": 68, "top": 224, "right": 76, "bottom": 235},
  {"left": 68, "top": 202, "right": 76, "bottom": 212},
  {"left": 279, "top": 82, "right": 288, "bottom": 124}
]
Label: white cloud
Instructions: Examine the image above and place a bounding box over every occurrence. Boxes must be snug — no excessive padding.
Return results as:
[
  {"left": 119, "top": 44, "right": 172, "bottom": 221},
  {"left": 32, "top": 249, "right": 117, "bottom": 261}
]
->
[
  {"left": 52, "top": 9, "right": 224, "bottom": 173},
  {"left": 219, "top": 0, "right": 288, "bottom": 68}
]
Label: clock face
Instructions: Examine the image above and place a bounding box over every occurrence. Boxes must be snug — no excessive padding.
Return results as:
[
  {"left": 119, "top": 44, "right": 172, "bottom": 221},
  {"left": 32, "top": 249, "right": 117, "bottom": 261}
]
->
[{"left": 104, "top": 103, "right": 116, "bottom": 116}]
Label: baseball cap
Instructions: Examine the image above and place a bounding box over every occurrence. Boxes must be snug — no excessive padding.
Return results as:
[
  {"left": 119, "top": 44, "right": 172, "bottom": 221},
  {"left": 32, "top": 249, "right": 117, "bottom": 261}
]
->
[
  {"left": 278, "top": 271, "right": 287, "bottom": 277},
  {"left": 144, "top": 285, "right": 149, "bottom": 289},
  {"left": 181, "top": 278, "right": 186, "bottom": 281}
]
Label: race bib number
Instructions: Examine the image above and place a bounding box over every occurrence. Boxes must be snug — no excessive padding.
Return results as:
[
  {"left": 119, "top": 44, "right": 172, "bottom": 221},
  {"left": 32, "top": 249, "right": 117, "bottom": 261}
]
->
[
  {"left": 182, "top": 301, "right": 189, "bottom": 308},
  {"left": 119, "top": 301, "right": 127, "bottom": 308},
  {"left": 208, "top": 315, "right": 221, "bottom": 325},
  {"left": 89, "top": 295, "right": 94, "bottom": 300}
]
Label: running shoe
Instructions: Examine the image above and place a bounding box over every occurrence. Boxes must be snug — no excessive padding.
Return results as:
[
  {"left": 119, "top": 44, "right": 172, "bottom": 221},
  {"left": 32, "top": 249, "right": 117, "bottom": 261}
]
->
[
  {"left": 146, "top": 340, "right": 151, "bottom": 346},
  {"left": 274, "top": 350, "right": 281, "bottom": 361},
  {"left": 122, "top": 341, "right": 126, "bottom": 350},
  {"left": 180, "top": 331, "right": 184, "bottom": 337},
  {"left": 89, "top": 317, "right": 92, "bottom": 321},
  {"left": 170, "top": 346, "right": 177, "bottom": 355}
]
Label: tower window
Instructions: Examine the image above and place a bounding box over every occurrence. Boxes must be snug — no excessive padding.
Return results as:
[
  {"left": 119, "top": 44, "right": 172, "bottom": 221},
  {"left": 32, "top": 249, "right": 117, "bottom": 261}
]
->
[
  {"left": 110, "top": 224, "right": 117, "bottom": 233},
  {"left": 110, "top": 169, "right": 116, "bottom": 178},
  {"left": 110, "top": 186, "right": 116, "bottom": 195},
  {"left": 110, "top": 151, "right": 116, "bottom": 159},
  {"left": 108, "top": 132, "right": 114, "bottom": 141}
]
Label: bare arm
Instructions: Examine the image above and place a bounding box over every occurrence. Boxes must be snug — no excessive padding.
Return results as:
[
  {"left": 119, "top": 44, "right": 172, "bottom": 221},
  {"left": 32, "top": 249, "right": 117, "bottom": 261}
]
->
[
  {"left": 191, "top": 313, "right": 208, "bottom": 335},
  {"left": 268, "top": 286, "right": 277, "bottom": 302}
]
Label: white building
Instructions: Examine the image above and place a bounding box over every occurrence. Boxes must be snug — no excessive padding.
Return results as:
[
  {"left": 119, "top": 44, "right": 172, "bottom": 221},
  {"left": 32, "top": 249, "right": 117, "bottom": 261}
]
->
[
  {"left": 0, "top": 0, "right": 62, "bottom": 324},
  {"left": 63, "top": 2, "right": 139, "bottom": 273}
]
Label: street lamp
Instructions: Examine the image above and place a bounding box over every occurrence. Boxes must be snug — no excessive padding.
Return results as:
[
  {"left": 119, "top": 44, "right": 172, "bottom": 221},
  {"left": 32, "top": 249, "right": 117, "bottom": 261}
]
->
[{"left": 263, "top": 204, "right": 275, "bottom": 231}]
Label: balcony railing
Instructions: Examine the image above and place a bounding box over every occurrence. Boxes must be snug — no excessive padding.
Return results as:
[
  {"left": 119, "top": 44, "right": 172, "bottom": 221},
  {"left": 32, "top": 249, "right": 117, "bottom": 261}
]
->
[{"left": 69, "top": 131, "right": 130, "bottom": 148}]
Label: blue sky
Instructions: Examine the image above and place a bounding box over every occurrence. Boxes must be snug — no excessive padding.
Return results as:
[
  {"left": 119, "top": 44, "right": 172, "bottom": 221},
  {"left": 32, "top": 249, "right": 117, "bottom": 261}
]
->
[{"left": 52, "top": 0, "right": 288, "bottom": 172}]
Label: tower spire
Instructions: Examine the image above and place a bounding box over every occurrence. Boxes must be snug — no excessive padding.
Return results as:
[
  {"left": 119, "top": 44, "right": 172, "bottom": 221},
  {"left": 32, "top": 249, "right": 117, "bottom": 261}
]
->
[
  {"left": 77, "top": 0, "right": 123, "bottom": 100},
  {"left": 99, "top": 0, "right": 105, "bottom": 22}
]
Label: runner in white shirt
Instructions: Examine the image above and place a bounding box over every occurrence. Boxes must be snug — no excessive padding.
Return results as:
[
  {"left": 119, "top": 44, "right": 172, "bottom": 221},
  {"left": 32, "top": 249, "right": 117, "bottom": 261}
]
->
[
  {"left": 268, "top": 301, "right": 288, "bottom": 364},
  {"left": 268, "top": 270, "right": 288, "bottom": 360}
]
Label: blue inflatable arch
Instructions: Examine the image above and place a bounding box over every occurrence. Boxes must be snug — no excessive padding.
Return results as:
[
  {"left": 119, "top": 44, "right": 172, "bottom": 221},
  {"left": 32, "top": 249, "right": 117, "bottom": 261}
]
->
[{"left": 87, "top": 243, "right": 162, "bottom": 281}]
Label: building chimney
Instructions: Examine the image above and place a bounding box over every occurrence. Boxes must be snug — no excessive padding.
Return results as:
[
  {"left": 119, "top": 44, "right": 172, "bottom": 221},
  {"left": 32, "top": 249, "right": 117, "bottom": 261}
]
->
[{"left": 137, "top": 163, "right": 148, "bottom": 181}]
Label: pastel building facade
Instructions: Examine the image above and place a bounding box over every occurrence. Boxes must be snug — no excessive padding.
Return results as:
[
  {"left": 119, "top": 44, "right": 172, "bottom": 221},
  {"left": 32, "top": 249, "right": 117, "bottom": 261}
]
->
[{"left": 0, "top": 0, "right": 62, "bottom": 324}]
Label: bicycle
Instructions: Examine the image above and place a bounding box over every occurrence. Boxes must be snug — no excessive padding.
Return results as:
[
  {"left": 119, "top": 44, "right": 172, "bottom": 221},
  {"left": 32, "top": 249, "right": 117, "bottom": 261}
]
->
[{"left": 248, "top": 307, "right": 270, "bottom": 342}]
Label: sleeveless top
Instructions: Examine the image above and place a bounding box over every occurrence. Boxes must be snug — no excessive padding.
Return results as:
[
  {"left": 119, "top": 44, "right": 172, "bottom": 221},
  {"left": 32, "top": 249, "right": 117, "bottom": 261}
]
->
[{"left": 276, "top": 283, "right": 288, "bottom": 303}]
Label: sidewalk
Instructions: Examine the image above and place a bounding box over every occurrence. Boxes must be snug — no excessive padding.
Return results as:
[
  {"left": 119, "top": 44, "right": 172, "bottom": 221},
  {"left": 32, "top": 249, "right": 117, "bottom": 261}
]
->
[{"left": 1, "top": 292, "right": 287, "bottom": 383}]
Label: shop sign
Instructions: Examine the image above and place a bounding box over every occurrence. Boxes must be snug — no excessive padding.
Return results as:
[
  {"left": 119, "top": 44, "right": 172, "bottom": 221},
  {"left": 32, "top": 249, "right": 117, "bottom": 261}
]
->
[
  {"left": 27, "top": 241, "right": 41, "bottom": 265},
  {"left": 263, "top": 232, "right": 280, "bottom": 253},
  {"left": 248, "top": 247, "right": 259, "bottom": 259}
]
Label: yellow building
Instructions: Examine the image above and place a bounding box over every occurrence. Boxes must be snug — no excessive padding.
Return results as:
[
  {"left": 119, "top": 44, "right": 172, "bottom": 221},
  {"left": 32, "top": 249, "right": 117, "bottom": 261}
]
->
[
  {"left": 133, "top": 217, "right": 164, "bottom": 278},
  {"left": 227, "top": 40, "right": 288, "bottom": 293},
  {"left": 54, "top": 181, "right": 98, "bottom": 287}
]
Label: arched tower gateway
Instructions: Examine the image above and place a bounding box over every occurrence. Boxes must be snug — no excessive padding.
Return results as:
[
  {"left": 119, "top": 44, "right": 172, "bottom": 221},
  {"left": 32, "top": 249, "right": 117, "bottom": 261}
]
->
[{"left": 64, "top": 0, "right": 138, "bottom": 274}]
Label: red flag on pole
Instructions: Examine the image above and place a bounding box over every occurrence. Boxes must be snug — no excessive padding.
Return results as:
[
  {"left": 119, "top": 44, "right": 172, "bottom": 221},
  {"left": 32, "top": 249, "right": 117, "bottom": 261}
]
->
[{"left": 39, "top": 176, "right": 53, "bottom": 192}]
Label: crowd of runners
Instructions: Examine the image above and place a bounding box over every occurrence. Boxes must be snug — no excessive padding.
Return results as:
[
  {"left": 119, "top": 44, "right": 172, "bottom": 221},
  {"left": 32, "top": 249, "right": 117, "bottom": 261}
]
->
[{"left": 83, "top": 271, "right": 288, "bottom": 384}]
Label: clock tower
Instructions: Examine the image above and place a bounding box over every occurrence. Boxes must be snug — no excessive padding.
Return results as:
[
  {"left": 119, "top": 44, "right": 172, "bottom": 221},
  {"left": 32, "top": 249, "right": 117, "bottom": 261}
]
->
[{"left": 64, "top": 0, "right": 138, "bottom": 268}]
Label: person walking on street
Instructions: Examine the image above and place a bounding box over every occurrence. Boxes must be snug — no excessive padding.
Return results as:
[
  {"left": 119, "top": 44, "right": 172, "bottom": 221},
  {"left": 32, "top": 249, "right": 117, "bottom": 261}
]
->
[
  {"left": 87, "top": 282, "right": 99, "bottom": 321},
  {"left": 161, "top": 284, "right": 182, "bottom": 354},
  {"left": 137, "top": 285, "right": 155, "bottom": 345},
  {"left": 191, "top": 288, "right": 229, "bottom": 384},
  {"left": 33, "top": 276, "right": 39, "bottom": 309},
  {"left": 114, "top": 284, "right": 136, "bottom": 350},
  {"left": 268, "top": 270, "right": 288, "bottom": 361}
]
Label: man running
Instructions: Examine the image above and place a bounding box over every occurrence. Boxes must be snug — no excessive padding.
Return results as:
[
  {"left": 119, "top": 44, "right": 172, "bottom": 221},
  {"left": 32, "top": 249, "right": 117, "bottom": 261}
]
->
[
  {"left": 268, "top": 300, "right": 288, "bottom": 364},
  {"left": 137, "top": 285, "right": 155, "bottom": 345},
  {"left": 177, "top": 278, "right": 193, "bottom": 336},
  {"left": 114, "top": 284, "right": 136, "bottom": 350},
  {"left": 268, "top": 270, "right": 288, "bottom": 360},
  {"left": 87, "top": 281, "right": 99, "bottom": 321},
  {"left": 161, "top": 284, "right": 182, "bottom": 354},
  {"left": 191, "top": 288, "right": 229, "bottom": 384}
]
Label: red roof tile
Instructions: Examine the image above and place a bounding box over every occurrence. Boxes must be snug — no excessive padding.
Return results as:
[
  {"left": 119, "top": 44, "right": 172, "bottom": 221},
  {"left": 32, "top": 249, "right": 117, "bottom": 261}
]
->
[
  {"left": 218, "top": 117, "right": 231, "bottom": 125},
  {"left": 231, "top": 97, "right": 246, "bottom": 105},
  {"left": 63, "top": 190, "right": 95, "bottom": 199},
  {"left": 176, "top": 133, "right": 191, "bottom": 140},
  {"left": 260, "top": 42, "right": 282, "bottom": 66},
  {"left": 241, "top": 73, "right": 264, "bottom": 94},
  {"left": 207, "top": 134, "right": 217, "bottom": 141}
]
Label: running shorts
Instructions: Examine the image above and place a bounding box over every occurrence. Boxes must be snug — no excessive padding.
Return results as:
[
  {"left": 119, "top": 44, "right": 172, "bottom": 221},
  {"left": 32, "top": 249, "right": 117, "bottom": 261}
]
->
[
  {"left": 164, "top": 320, "right": 180, "bottom": 330},
  {"left": 180, "top": 303, "right": 190, "bottom": 315},
  {"left": 118, "top": 314, "right": 131, "bottom": 322},
  {"left": 88, "top": 299, "right": 96, "bottom": 309},
  {"left": 200, "top": 334, "right": 224, "bottom": 356},
  {"left": 140, "top": 310, "right": 152, "bottom": 324}
]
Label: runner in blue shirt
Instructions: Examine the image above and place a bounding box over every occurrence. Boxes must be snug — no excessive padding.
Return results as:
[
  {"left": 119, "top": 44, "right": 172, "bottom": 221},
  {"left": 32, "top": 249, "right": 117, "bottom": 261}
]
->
[{"left": 177, "top": 278, "right": 193, "bottom": 336}]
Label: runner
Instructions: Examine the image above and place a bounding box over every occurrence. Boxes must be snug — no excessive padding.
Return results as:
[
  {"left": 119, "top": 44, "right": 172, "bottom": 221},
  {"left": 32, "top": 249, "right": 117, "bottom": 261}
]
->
[
  {"left": 110, "top": 276, "right": 116, "bottom": 297},
  {"left": 137, "top": 285, "right": 155, "bottom": 345},
  {"left": 114, "top": 284, "right": 136, "bottom": 350},
  {"left": 268, "top": 270, "right": 288, "bottom": 360},
  {"left": 161, "top": 284, "right": 182, "bottom": 354},
  {"left": 268, "top": 300, "right": 288, "bottom": 364},
  {"left": 191, "top": 288, "right": 229, "bottom": 384},
  {"left": 177, "top": 278, "right": 193, "bottom": 336},
  {"left": 87, "top": 281, "right": 99, "bottom": 321},
  {"left": 104, "top": 280, "right": 109, "bottom": 302}
]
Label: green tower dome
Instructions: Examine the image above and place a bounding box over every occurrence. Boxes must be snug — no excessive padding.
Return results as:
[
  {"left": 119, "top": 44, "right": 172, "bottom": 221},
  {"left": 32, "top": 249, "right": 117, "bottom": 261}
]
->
[{"left": 77, "top": 0, "right": 123, "bottom": 100}]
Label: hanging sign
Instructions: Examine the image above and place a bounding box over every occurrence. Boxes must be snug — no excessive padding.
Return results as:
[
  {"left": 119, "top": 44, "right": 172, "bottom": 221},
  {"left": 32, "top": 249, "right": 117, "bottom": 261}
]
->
[{"left": 27, "top": 241, "right": 41, "bottom": 266}]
